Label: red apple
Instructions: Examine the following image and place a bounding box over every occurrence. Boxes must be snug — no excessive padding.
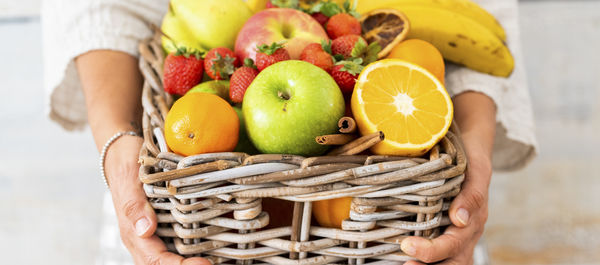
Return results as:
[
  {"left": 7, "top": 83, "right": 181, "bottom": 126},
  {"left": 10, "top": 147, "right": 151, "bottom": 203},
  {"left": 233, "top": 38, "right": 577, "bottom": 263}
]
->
[{"left": 235, "top": 8, "right": 329, "bottom": 61}]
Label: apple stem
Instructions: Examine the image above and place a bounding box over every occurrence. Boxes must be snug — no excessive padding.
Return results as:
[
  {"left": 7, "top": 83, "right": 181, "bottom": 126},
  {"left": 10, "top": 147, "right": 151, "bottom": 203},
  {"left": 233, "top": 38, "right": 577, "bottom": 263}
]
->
[{"left": 277, "top": 91, "right": 291, "bottom": 100}]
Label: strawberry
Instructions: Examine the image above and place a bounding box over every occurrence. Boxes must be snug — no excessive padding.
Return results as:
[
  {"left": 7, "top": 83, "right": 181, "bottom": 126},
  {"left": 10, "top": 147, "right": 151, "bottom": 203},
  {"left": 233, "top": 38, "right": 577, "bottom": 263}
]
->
[
  {"left": 331, "top": 58, "right": 364, "bottom": 94},
  {"left": 326, "top": 13, "right": 361, "bottom": 39},
  {"left": 311, "top": 12, "right": 330, "bottom": 27},
  {"left": 163, "top": 47, "right": 204, "bottom": 96},
  {"left": 331, "top": 34, "right": 367, "bottom": 59},
  {"left": 255, "top": 42, "right": 291, "bottom": 71},
  {"left": 309, "top": 1, "right": 342, "bottom": 27},
  {"left": 300, "top": 42, "right": 334, "bottom": 73},
  {"left": 267, "top": 0, "right": 299, "bottom": 9},
  {"left": 204, "top": 47, "right": 239, "bottom": 80},
  {"left": 301, "top": 42, "right": 324, "bottom": 54},
  {"left": 230, "top": 59, "right": 259, "bottom": 104}
]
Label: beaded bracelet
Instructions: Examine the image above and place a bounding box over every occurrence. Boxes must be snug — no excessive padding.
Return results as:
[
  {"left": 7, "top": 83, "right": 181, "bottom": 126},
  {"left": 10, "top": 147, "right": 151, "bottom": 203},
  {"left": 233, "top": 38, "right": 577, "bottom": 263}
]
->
[{"left": 99, "top": 131, "right": 141, "bottom": 189}]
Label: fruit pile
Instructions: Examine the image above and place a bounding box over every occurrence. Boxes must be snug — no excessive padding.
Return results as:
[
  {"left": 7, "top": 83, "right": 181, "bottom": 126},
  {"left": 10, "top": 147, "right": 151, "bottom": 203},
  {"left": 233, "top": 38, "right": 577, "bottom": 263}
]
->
[{"left": 159, "top": 0, "right": 512, "bottom": 228}]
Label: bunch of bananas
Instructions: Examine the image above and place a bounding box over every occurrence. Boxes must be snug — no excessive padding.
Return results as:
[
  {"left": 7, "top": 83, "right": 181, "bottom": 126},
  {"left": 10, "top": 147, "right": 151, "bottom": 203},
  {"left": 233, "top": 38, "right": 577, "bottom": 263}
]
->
[
  {"left": 357, "top": 0, "right": 514, "bottom": 77},
  {"left": 246, "top": 0, "right": 514, "bottom": 77}
]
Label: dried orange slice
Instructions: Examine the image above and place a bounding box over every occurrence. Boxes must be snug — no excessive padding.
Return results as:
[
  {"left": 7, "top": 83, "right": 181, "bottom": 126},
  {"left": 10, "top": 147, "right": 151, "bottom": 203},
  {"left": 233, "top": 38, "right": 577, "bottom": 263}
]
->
[
  {"left": 351, "top": 59, "right": 453, "bottom": 156},
  {"left": 360, "top": 9, "right": 410, "bottom": 59}
]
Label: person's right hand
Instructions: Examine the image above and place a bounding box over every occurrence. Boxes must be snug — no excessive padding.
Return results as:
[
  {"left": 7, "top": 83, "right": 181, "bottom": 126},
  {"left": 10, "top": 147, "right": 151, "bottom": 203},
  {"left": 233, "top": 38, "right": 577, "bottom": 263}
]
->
[{"left": 105, "top": 136, "right": 211, "bottom": 265}]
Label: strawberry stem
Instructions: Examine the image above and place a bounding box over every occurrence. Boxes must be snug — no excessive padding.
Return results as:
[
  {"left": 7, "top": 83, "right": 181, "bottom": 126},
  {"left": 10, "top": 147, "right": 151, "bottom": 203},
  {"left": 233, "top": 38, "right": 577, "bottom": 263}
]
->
[
  {"left": 336, "top": 58, "right": 364, "bottom": 75},
  {"left": 321, "top": 40, "right": 333, "bottom": 54},
  {"left": 244, "top": 58, "right": 257, "bottom": 69},
  {"left": 270, "top": 0, "right": 299, "bottom": 9},
  {"left": 257, "top": 41, "right": 286, "bottom": 55}
]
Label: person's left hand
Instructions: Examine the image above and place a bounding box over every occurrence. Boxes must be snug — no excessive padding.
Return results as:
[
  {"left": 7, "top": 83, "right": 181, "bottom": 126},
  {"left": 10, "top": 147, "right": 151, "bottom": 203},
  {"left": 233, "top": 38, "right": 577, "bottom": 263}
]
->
[{"left": 401, "top": 134, "right": 492, "bottom": 265}]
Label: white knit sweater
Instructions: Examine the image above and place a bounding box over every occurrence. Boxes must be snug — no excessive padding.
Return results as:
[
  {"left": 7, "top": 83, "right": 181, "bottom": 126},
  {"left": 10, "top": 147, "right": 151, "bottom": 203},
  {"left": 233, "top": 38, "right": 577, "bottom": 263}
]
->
[{"left": 41, "top": 0, "right": 537, "bottom": 170}]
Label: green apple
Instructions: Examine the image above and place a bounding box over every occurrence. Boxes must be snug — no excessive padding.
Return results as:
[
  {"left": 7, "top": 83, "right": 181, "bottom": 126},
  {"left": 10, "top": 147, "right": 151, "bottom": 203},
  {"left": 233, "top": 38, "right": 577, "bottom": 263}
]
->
[
  {"left": 243, "top": 60, "right": 345, "bottom": 156},
  {"left": 161, "top": 0, "right": 252, "bottom": 54},
  {"left": 187, "top": 80, "right": 230, "bottom": 101},
  {"left": 233, "top": 106, "right": 260, "bottom": 154}
]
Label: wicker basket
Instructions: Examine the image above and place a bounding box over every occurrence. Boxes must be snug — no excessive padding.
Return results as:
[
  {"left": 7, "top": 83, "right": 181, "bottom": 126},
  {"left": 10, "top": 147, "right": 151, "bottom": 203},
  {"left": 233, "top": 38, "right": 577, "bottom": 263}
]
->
[{"left": 137, "top": 34, "right": 467, "bottom": 265}]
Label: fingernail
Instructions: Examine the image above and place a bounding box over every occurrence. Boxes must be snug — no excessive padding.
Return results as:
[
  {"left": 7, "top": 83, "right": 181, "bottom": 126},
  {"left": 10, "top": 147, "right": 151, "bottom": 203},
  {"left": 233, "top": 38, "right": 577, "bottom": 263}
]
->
[
  {"left": 135, "top": 217, "right": 150, "bottom": 236},
  {"left": 401, "top": 239, "right": 417, "bottom": 256},
  {"left": 457, "top": 208, "right": 469, "bottom": 226}
]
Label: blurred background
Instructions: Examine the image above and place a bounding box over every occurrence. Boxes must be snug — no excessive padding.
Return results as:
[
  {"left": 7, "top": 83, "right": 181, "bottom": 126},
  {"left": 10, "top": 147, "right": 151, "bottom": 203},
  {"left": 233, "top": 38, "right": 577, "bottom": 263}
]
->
[{"left": 0, "top": 0, "right": 598, "bottom": 264}]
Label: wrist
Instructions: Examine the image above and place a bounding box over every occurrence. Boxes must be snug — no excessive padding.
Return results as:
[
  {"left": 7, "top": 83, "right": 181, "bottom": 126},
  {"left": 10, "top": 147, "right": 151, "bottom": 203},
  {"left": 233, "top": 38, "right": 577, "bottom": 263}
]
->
[
  {"left": 460, "top": 132, "right": 492, "bottom": 159},
  {"left": 460, "top": 133, "right": 493, "bottom": 184},
  {"left": 453, "top": 92, "right": 496, "bottom": 159},
  {"left": 92, "top": 121, "right": 142, "bottom": 152},
  {"left": 104, "top": 134, "right": 143, "bottom": 189}
]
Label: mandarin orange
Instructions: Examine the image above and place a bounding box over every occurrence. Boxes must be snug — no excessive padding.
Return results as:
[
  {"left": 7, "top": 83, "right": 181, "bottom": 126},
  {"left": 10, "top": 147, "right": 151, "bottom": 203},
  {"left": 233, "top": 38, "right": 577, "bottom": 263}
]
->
[
  {"left": 313, "top": 197, "right": 353, "bottom": 228},
  {"left": 387, "top": 39, "right": 445, "bottom": 83},
  {"left": 165, "top": 92, "right": 239, "bottom": 156}
]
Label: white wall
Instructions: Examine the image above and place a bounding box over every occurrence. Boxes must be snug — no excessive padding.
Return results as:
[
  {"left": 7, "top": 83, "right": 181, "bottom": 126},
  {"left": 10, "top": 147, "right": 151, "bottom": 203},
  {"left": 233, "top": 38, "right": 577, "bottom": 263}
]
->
[{"left": 0, "top": 0, "right": 41, "bottom": 18}]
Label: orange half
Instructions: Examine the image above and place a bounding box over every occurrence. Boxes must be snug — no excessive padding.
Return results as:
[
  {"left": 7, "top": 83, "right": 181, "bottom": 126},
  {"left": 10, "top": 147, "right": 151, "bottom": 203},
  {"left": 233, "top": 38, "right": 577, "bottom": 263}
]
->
[{"left": 351, "top": 59, "right": 453, "bottom": 156}]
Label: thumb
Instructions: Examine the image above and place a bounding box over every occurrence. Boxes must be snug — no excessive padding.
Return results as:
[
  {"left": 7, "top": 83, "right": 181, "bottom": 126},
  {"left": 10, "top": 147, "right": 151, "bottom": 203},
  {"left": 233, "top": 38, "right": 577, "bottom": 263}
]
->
[
  {"left": 114, "top": 183, "right": 158, "bottom": 238},
  {"left": 449, "top": 154, "right": 491, "bottom": 228},
  {"left": 448, "top": 180, "right": 487, "bottom": 228}
]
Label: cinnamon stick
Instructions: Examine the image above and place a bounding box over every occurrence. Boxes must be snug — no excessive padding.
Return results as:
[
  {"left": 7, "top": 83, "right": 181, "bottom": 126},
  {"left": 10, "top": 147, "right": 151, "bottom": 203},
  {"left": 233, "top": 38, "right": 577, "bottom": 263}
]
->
[
  {"left": 327, "top": 131, "right": 384, "bottom": 156},
  {"left": 315, "top": 134, "right": 357, "bottom": 145},
  {"left": 338, "top": 117, "right": 357, "bottom": 134}
]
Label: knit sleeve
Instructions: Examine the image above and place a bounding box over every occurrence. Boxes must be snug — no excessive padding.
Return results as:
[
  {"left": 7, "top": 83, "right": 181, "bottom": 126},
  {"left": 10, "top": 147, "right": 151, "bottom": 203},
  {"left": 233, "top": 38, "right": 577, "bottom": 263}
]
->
[
  {"left": 41, "top": 0, "right": 168, "bottom": 130},
  {"left": 445, "top": 0, "right": 538, "bottom": 171}
]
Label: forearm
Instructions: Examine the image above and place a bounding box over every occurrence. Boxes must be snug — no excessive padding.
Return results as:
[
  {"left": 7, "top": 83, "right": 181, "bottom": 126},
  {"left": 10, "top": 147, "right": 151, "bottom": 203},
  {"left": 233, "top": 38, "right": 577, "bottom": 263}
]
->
[
  {"left": 453, "top": 91, "right": 496, "bottom": 160},
  {"left": 76, "top": 50, "right": 144, "bottom": 152}
]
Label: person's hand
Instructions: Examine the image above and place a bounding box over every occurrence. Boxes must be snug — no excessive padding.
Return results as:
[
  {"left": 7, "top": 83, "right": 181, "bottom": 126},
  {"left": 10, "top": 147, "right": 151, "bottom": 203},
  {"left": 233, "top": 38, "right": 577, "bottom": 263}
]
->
[
  {"left": 105, "top": 136, "right": 211, "bottom": 265},
  {"left": 400, "top": 132, "right": 492, "bottom": 265}
]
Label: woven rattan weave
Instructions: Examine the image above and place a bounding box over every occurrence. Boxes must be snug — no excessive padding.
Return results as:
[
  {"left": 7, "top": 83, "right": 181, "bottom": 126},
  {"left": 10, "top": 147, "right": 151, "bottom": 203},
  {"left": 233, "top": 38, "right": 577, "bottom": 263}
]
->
[{"left": 137, "top": 34, "right": 466, "bottom": 265}]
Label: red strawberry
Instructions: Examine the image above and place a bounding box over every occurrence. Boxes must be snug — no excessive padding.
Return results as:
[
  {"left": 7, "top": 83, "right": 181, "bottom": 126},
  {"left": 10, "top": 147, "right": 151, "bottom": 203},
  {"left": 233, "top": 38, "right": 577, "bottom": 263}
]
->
[
  {"left": 331, "top": 58, "right": 364, "bottom": 94},
  {"left": 301, "top": 43, "right": 324, "bottom": 54},
  {"left": 300, "top": 42, "right": 334, "bottom": 73},
  {"left": 331, "top": 34, "right": 367, "bottom": 59},
  {"left": 204, "top": 47, "right": 239, "bottom": 80},
  {"left": 230, "top": 59, "right": 259, "bottom": 104},
  {"left": 326, "top": 13, "right": 361, "bottom": 39},
  {"left": 311, "top": 12, "right": 330, "bottom": 27},
  {"left": 255, "top": 42, "right": 291, "bottom": 71},
  {"left": 163, "top": 47, "right": 204, "bottom": 96}
]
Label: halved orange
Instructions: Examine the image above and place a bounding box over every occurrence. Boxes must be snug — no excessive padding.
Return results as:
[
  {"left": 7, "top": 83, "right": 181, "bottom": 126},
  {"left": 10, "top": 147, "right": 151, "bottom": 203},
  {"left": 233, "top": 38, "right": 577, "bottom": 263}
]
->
[{"left": 351, "top": 59, "right": 453, "bottom": 156}]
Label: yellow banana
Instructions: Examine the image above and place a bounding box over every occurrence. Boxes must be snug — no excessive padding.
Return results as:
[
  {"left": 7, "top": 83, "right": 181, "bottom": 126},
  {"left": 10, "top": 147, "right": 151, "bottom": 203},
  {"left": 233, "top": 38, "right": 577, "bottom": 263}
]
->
[
  {"left": 394, "top": 5, "right": 514, "bottom": 77},
  {"left": 355, "top": 0, "right": 506, "bottom": 42}
]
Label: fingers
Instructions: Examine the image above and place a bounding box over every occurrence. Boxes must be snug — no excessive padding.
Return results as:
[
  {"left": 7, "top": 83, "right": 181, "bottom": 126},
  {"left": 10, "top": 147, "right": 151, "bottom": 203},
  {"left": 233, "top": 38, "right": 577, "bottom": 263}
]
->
[
  {"left": 448, "top": 185, "right": 487, "bottom": 228},
  {"left": 132, "top": 235, "right": 212, "bottom": 265},
  {"left": 105, "top": 137, "right": 157, "bottom": 238},
  {"left": 403, "top": 261, "right": 425, "bottom": 265},
  {"left": 121, "top": 196, "right": 158, "bottom": 238},
  {"left": 403, "top": 239, "right": 476, "bottom": 265},
  {"left": 401, "top": 226, "right": 473, "bottom": 264},
  {"left": 113, "top": 177, "right": 158, "bottom": 238},
  {"left": 156, "top": 252, "right": 213, "bottom": 265},
  {"left": 448, "top": 156, "right": 491, "bottom": 228}
]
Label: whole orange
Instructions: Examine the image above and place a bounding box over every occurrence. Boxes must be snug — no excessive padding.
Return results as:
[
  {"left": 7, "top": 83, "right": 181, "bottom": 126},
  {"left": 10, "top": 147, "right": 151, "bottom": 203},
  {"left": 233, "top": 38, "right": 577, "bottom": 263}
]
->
[
  {"left": 165, "top": 92, "right": 239, "bottom": 156},
  {"left": 313, "top": 197, "right": 353, "bottom": 228},
  {"left": 387, "top": 39, "right": 445, "bottom": 83}
]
